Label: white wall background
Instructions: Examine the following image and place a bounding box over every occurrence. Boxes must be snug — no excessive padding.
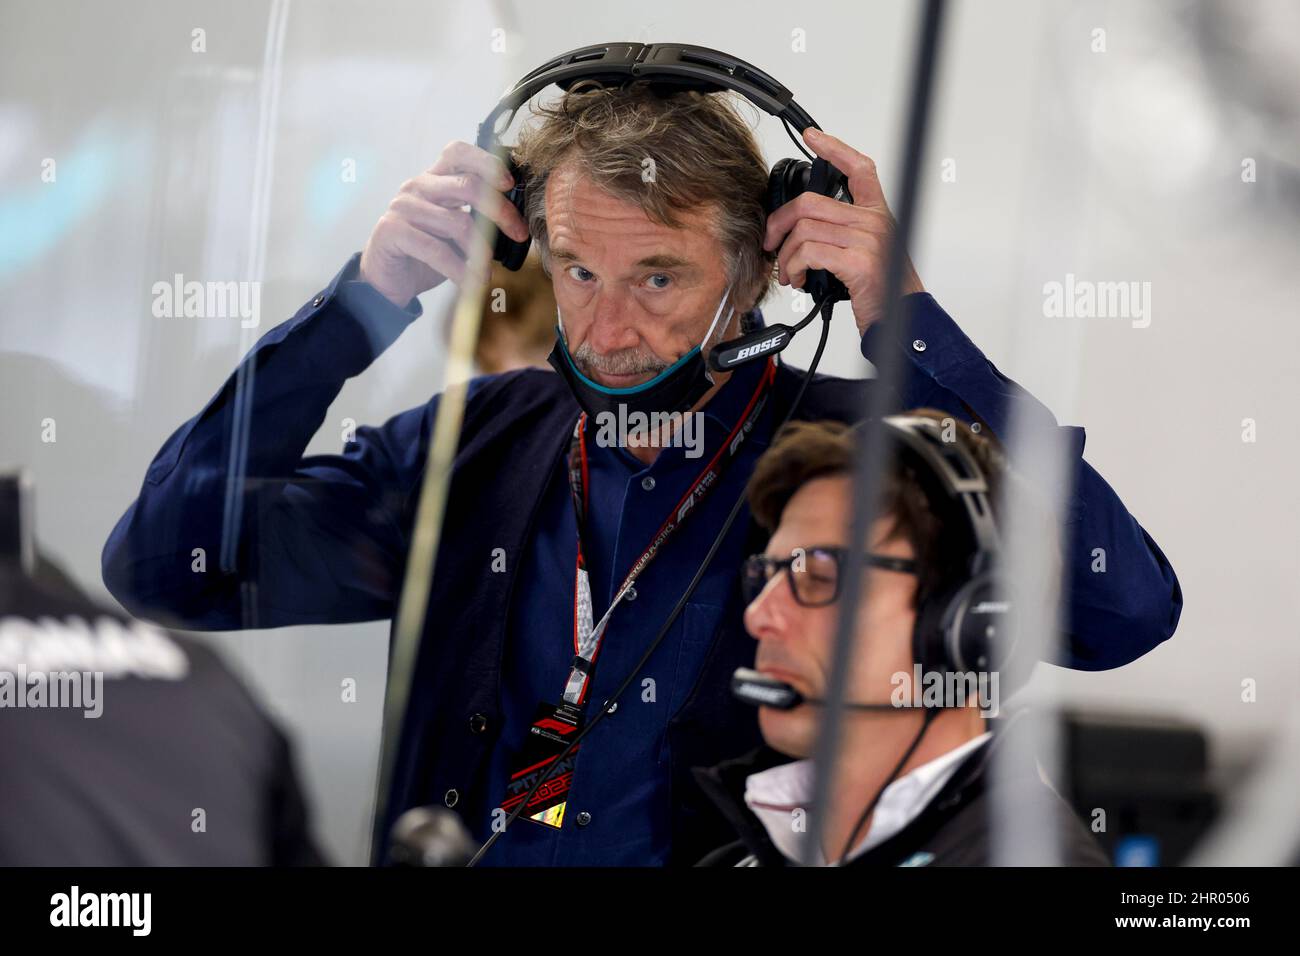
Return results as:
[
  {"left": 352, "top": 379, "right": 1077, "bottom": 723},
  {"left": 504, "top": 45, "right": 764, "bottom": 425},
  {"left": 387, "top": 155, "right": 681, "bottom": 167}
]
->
[{"left": 2, "top": 0, "right": 1296, "bottom": 864}]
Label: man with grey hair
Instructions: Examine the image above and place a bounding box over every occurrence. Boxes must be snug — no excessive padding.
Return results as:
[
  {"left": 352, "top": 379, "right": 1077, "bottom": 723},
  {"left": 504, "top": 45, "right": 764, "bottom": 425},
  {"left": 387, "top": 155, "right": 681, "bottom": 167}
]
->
[{"left": 103, "top": 79, "right": 1181, "bottom": 866}]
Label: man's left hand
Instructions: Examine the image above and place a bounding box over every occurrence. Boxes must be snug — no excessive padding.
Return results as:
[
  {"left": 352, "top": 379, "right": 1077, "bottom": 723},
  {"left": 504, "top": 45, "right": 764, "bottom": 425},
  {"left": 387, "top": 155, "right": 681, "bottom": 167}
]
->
[{"left": 763, "top": 128, "right": 925, "bottom": 336}]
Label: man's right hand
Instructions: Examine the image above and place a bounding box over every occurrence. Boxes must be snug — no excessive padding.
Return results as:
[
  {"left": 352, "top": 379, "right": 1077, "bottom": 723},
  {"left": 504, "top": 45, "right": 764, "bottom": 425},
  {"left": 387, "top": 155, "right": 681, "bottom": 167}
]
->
[{"left": 359, "top": 141, "right": 531, "bottom": 308}]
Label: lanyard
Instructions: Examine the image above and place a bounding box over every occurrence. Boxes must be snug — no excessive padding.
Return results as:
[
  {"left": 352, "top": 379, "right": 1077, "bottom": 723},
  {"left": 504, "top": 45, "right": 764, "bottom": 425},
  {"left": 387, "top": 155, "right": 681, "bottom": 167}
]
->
[{"left": 561, "top": 359, "right": 777, "bottom": 706}]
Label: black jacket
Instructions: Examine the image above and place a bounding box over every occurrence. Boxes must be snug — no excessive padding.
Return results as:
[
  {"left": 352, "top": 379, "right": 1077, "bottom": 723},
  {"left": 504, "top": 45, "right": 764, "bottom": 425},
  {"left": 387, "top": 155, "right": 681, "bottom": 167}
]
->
[
  {"left": 692, "top": 716, "right": 1110, "bottom": 867},
  {"left": 0, "top": 553, "right": 325, "bottom": 865}
]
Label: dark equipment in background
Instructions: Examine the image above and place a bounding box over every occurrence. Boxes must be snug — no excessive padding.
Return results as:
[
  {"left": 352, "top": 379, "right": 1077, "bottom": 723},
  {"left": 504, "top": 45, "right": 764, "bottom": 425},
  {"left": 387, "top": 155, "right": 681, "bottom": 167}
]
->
[
  {"left": 1061, "top": 711, "right": 1218, "bottom": 866},
  {"left": 0, "top": 470, "right": 35, "bottom": 575}
]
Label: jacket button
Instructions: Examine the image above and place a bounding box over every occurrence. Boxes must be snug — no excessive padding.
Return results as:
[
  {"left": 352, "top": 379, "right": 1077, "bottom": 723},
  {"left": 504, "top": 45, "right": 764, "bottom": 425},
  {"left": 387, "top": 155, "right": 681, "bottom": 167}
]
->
[
  {"left": 469, "top": 713, "right": 489, "bottom": 734},
  {"left": 313, "top": 294, "right": 325, "bottom": 307},
  {"left": 575, "top": 811, "right": 592, "bottom": 827},
  {"left": 911, "top": 338, "right": 927, "bottom": 352},
  {"left": 444, "top": 788, "right": 459, "bottom": 808},
  {"left": 640, "top": 476, "right": 656, "bottom": 491}
]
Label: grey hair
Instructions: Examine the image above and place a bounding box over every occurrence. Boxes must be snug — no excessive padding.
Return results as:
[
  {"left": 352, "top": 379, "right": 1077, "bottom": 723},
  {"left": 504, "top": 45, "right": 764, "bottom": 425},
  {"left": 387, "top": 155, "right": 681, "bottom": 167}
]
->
[{"left": 510, "top": 80, "right": 777, "bottom": 315}]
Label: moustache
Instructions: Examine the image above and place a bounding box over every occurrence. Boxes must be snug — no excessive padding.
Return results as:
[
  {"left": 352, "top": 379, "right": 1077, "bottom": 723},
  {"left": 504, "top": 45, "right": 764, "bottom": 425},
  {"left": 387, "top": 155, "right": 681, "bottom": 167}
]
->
[{"left": 570, "top": 341, "right": 669, "bottom": 378}]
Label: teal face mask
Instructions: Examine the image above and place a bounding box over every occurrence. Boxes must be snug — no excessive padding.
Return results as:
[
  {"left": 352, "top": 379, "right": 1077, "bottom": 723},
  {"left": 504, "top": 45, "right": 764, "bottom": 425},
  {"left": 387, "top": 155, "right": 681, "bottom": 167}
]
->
[{"left": 547, "top": 285, "right": 735, "bottom": 420}]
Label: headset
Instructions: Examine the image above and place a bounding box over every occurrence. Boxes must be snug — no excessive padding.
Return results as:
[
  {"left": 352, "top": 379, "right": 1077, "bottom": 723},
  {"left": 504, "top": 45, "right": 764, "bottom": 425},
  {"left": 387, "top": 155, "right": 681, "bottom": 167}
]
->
[
  {"left": 732, "top": 413, "right": 1017, "bottom": 714},
  {"left": 892, "top": 412, "right": 1013, "bottom": 679},
  {"left": 474, "top": 41, "right": 856, "bottom": 370}
]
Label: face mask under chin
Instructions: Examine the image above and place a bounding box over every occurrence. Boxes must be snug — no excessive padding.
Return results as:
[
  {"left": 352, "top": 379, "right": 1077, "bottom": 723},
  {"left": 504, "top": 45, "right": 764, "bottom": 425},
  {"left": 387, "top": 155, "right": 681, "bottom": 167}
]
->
[{"left": 547, "top": 286, "right": 735, "bottom": 421}]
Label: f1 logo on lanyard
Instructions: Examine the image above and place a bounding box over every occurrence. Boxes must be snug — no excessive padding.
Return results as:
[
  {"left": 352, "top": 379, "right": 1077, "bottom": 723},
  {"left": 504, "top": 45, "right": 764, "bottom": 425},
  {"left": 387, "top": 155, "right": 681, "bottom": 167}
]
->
[
  {"left": 498, "top": 360, "right": 776, "bottom": 828},
  {"left": 500, "top": 701, "right": 584, "bottom": 828}
]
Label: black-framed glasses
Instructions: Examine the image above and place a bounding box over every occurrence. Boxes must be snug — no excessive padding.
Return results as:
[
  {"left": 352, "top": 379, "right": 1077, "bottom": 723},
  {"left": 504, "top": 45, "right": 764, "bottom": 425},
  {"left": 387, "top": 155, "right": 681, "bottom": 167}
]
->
[{"left": 741, "top": 546, "right": 919, "bottom": 608}]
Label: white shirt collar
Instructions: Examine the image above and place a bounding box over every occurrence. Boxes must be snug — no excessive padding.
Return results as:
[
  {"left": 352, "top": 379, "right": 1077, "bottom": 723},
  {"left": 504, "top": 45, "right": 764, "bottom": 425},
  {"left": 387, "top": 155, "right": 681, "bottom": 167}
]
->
[{"left": 742, "top": 732, "right": 991, "bottom": 865}]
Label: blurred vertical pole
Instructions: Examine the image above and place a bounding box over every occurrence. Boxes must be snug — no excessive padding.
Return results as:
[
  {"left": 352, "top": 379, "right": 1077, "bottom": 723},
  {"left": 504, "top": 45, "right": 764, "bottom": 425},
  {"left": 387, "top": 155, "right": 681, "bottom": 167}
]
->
[
  {"left": 985, "top": 3, "right": 1105, "bottom": 868},
  {"left": 988, "top": 395, "right": 1070, "bottom": 866},
  {"left": 804, "top": 0, "right": 947, "bottom": 867},
  {"left": 218, "top": 0, "right": 292, "bottom": 623},
  {"left": 368, "top": 0, "right": 521, "bottom": 865}
]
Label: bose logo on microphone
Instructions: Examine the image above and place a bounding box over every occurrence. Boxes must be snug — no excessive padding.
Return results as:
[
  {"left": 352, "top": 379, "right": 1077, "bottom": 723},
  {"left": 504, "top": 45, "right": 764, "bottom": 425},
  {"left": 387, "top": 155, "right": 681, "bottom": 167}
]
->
[
  {"left": 733, "top": 335, "right": 784, "bottom": 363},
  {"left": 973, "top": 601, "right": 1010, "bottom": 614},
  {"left": 739, "top": 684, "right": 789, "bottom": 705}
]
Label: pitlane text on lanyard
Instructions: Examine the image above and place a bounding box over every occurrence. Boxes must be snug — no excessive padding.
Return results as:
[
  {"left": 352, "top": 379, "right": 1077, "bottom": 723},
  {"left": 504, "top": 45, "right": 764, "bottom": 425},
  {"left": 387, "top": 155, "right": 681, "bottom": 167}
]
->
[{"left": 498, "top": 358, "right": 777, "bottom": 829}]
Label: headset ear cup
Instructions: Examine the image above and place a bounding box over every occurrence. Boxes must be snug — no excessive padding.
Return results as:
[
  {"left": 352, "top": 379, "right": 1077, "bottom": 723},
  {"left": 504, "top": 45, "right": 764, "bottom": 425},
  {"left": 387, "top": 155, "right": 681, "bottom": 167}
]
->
[
  {"left": 912, "top": 580, "right": 960, "bottom": 679},
  {"left": 765, "top": 157, "right": 803, "bottom": 215},
  {"left": 949, "top": 574, "right": 1007, "bottom": 675},
  {"left": 913, "top": 574, "right": 1014, "bottom": 695},
  {"left": 805, "top": 158, "right": 852, "bottom": 303},
  {"left": 763, "top": 157, "right": 852, "bottom": 303},
  {"left": 494, "top": 158, "right": 532, "bottom": 271}
]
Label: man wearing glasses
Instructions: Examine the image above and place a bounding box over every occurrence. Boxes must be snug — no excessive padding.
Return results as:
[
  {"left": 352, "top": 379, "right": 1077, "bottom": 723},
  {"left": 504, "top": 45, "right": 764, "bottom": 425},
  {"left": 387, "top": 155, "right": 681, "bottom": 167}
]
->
[{"left": 693, "top": 411, "right": 1108, "bottom": 866}]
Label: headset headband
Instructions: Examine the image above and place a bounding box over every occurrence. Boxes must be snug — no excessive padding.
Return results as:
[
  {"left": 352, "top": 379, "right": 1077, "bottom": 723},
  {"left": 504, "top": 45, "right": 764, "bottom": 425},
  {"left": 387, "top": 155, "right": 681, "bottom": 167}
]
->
[
  {"left": 881, "top": 415, "right": 1002, "bottom": 576},
  {"left": 476, "top": 42, "right": 821, "bottom": 152}
]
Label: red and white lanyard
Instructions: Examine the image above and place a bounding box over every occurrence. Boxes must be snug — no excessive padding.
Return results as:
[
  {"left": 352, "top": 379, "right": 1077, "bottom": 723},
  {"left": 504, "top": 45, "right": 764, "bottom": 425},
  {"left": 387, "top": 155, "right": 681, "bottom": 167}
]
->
[{"left": 561, "top": 359, "right": 777, "bottom": 707}]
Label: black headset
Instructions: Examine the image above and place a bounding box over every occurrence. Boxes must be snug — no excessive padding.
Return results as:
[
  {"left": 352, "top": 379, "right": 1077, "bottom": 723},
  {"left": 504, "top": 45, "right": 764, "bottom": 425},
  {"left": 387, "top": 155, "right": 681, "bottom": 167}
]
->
[
  {"left": 474, "top": 41, "right": 855, "bottom": 342},
  {"left": 882, "top": 414, "right": 1015, "bottom": 680}
]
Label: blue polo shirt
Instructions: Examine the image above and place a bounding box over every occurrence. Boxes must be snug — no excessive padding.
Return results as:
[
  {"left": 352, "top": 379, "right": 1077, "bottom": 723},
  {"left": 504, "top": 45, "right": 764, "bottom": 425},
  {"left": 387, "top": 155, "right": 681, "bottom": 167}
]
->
[{"left": 471, "top": 356, "right": 773, "bottom": 865}]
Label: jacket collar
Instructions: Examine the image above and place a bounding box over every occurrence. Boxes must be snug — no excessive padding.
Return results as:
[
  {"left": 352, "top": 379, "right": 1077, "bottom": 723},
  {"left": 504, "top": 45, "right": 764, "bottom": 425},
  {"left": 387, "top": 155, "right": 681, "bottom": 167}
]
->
[
  {"left": 691, "top": 744, "right": 794, "bottom": 867},
  {"left": 692, "top": 711, "right": 1030, "bottom": 866}
]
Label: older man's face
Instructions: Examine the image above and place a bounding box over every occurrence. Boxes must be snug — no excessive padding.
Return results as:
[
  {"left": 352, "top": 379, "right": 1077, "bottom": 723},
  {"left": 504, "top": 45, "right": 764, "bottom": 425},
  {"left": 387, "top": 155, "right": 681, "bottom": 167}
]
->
[{"left": 543, "top": 162, "right": 734, "bottom": 389}]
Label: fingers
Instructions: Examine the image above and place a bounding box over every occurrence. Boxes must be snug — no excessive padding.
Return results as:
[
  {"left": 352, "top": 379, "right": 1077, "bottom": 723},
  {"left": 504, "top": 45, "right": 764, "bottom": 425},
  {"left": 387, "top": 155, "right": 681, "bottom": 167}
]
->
[
  {"left": 430, "top": 140, "right": 515, "bottom": 193},
  {"left": 783, "top": 239, "right": 868, "bottom": 295},
  {"left": 387, "top": 216, "right": 473, "bottom": 287},
  {"left": 801, "top": 128, "right": 888, "bottom": 210},
  {"left": 402, "top": 168, "right": 530, "bottom": 242},
  {"left": 775, "top": 218, "right": 879, "bottom": 286},
  {"left": 429, "top": 140, "right": 529, "bottom": 242},
  {"left": 389, "top": 193, "right": 493, "bottom": 266},
  {"left": 764, "top": 191, "right": 892, "bottom": 253}
]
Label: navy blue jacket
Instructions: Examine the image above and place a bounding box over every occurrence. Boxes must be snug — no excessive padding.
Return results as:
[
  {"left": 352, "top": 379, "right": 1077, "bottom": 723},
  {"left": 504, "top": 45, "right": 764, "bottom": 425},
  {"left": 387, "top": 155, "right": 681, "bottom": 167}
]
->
[{"left": 101, "top": 253, "right": 1182, "bottom": 865}]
